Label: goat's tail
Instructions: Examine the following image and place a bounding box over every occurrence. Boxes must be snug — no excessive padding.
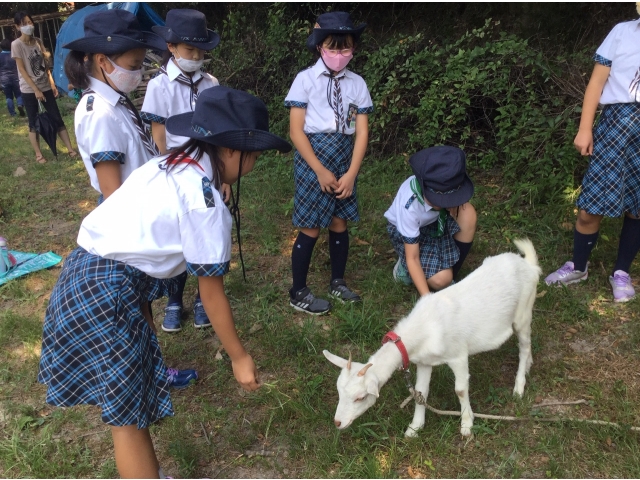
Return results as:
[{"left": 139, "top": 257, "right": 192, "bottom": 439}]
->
[{"left": 513, "top": 238, "right": 541, "bottom": 273}]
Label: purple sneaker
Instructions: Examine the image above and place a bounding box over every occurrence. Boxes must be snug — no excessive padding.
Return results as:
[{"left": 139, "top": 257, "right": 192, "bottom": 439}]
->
[
  {"left": 544, "top": 261, "right": 589, "bottom": 286},
  {"left": 609, "top": 270, "right": 636, "bottom": 303}
]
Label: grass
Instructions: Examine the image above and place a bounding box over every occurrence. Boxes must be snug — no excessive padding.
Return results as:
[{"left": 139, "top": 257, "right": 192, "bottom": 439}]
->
[{"left": 1, "top": 96, "right": 640, "bottom": 478}]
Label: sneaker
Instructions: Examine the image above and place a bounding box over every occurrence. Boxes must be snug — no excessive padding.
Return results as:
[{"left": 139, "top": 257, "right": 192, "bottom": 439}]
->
[
  {"left": 290, "top": 287, "right": 332, "bottom": 315},
  {"left": 166, "top": 367, "right": 198, "bottom": 389},
  {"left": 17, "top": 106, "right": 25, "bottom": 117},
  {"left": 544, "top": 261, "right": 589, "bottom": 286},
  {"left": 193, "top": 301, "right": 211, "bottom": 328},
  {"left": 328, "top": 279, "right": 362, "bottom": 303},
  {"left": 609, "top": 270, "right": 636, "bottom": 303},
  {"left": 392, "top": 258, "right": 413, "bottom": 285},
  {"left": 161, "top": 305, "right": 183, "bottom": 332}
]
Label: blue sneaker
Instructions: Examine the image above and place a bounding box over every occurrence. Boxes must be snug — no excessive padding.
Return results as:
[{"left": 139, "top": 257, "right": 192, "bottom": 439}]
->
[
  {"left": 161, "top": 305, "right": 183, "bottom": 332},
  {"left": 193, "top": 301, "right": 211, "bottom": 328},
  {"left": 166, "top": 367, "right": 198, "bottom": 389}
]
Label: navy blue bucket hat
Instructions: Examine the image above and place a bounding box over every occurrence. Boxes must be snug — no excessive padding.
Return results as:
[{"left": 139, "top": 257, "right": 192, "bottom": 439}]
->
[
  {"left": 306, "top": 11, "right": 366, "bottom": 52},
  {"left": 153, "top": 9, "right": 220, "bottom": 50},
  {"left": 166, "top": 86, "right": 292, "bottom": 153},
  {"left": 63, "top": 9, "right": 167, "bottom": 54},
  {"left": 409, "top": 146, "right": 474, "bottom": 208}
]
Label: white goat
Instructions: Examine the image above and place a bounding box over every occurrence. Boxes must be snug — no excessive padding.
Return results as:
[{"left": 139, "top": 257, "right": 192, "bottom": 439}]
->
[{"left": 324, "top": 239, "right": 542, "bottom": 437}]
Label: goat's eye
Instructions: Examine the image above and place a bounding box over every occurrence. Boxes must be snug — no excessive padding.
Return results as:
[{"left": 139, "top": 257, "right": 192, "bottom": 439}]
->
[{"left": 354, "top": 396, "right": 365, "bottom": 402}]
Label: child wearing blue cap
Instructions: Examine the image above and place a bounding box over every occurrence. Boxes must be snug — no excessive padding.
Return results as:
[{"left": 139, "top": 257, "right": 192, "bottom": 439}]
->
[
  {"left": 385, "top": 146, "right": 477, "bottom": 295},
  {"left": 284, "top": 11, "right": 374, "bottom": 315}
]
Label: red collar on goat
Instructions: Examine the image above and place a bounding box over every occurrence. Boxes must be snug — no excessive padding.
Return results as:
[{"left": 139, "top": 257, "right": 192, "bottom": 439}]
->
[{"left": 382, "top": 331, "right": 410, "bottom": 371}]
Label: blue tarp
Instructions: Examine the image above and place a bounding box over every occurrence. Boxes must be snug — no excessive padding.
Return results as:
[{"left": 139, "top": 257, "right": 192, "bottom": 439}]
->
[{"left": 53, "top": 2, "right": 164, "bottom": 95}]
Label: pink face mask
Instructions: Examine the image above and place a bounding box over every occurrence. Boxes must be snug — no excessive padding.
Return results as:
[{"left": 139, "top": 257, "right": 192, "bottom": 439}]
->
[{"left": 320, "top": 48, "right": 353, "bottom": 73}]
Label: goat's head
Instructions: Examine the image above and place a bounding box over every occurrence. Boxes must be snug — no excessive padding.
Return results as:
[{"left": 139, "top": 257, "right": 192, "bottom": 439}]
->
[{"left": 323, "top": 349, "right": 380, "bottom": 430}]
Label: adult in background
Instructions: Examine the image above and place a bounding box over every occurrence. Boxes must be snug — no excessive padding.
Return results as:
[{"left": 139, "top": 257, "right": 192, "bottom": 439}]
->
[
  {"left": 11, "top": 10, "right": 77, "bottom": 163},
  {"left": 0, "top": 38, "right": 25, "bottom": 117}
]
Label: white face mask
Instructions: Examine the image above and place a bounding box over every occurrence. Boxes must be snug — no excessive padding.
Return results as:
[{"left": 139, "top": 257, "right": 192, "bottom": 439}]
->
[
  {"left": 104, "top": 57, "right": 143, "bottom": 93},
  {"left": 174, "top": 54, "right": 204, "bottom": 73},
  {"left": 20, "top": 25, "right": 34, "bottom": 36}
]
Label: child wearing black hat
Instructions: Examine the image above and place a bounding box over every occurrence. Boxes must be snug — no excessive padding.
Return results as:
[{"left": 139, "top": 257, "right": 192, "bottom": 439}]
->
[
  {"left": 384, "top": 146, "right": 477, "bottom": 296},
  {"left": 284, "top": 11, "right": 374, "bottom": 315},
  {"left": 141, "top": 8, "right": 230, "bottom": 332},
  {"left": 38, "top": 86, "right": 292, "bottom": 479}
]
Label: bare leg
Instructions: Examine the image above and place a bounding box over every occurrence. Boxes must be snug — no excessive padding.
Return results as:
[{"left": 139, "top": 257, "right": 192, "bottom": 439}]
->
[
  {"left": 111, "top": 425, "right": 160, "bottom": 479},
  {"left": 405, "top": 364, "right": 433, "bottom": 438},
  {"left": 29, "top": 131, "right": 45, "bottom": 162},
  {"left": 427, "top": 268, "right": 453, "bottom": 291},
  {"left": 57, "top": 127, "right": 77, "bottom": 155},
  {"left": 449, "top": 357, "right": 473, "bottom": 437},
  {"left": 576, "top": 209, "right": 603, "bottom": 235}
]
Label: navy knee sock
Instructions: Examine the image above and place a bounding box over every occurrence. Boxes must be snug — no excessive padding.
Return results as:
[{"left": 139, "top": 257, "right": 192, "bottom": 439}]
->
[
  {"left": 167, "top": 273, "right": 187, "bottom": 307},
  {"left": 291, "top": 232, "right": 318, "bottom": 298},
  {"left": 452, "top": 240, "right": 473, "bottom": 279},
  {"left": 613, "top": 216, "right": 640, "bottom": 275},
  {"left": 572, "top": 229, "right": 598, "bottom": 272},
  {"left": 329, "top": 229, "right": 350, "bottom": 281}
]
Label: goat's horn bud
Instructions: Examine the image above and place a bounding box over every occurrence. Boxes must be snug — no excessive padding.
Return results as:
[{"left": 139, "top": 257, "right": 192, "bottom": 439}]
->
[
  {"left": 347, "top": 351, "right": 352, "bottom": 371},
  {"left": 357, "top": 363, "right": 373, "bottom": 376}
]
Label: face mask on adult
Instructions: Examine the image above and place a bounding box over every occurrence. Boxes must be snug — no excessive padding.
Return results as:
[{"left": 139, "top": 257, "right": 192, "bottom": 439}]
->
[
  {"left": 320, "top": 48, "right": 353, "bottom": 73},
  {"left": 20, "top": 25, "right": 34, "bottom": 36},
  {"left": 104, "top": 56, "right": 143, "bottom": 93},
  {"left": 174, "top": 55, "right": 204, "bottom": 73}
]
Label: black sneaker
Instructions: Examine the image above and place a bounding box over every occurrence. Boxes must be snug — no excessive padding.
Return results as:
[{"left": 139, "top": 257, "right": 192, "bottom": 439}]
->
[
  {"left": 289, "top": 287, "right": 332, "bottom": 315},
  {"left": 328, "top": 279, "right": 361, "bottom": 303}
]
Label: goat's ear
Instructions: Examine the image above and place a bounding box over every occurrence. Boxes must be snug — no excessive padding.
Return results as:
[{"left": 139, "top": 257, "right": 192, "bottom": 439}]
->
[
  {"left": 365, "top": 376, "right": 379, "bottom": 398},
  {"left": 323, "top": 350, "right": 349, "bottom": 369}
]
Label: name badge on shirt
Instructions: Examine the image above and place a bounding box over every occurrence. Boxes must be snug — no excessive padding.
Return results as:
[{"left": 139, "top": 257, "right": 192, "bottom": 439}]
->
[{"left": 347, "top": 103, "right": 358, "bottom": 129}]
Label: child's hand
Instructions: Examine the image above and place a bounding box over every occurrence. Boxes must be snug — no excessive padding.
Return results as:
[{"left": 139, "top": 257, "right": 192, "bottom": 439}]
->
[
  {"left": 574, "top": 128, "right": 594, "bottom": 156},
  {"left": 335, "top": 172, "right": 356, "bottom": 199},
  {"left": 316, "top": 167, "right": 339, "bottom": 194},
  {"left": 232, "top": 353, "right": 261, "bottom": 391},
  {"left": 220, "top": 183, "right": 231, "bottom": 204}
]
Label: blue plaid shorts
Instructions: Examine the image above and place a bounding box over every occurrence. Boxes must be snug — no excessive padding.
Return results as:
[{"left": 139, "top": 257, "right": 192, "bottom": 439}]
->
[
  {"left": 576, "top": 103, "right": 640, "bottom": 217},
  {"left": 293, "top": 133, "right": 359, "bottom": 228},
  {"left": 38, "top": 248, "right": 182, "bottom": 428},
  {"left": 387, "top": 215, "right": 461, "bottom": 279}
]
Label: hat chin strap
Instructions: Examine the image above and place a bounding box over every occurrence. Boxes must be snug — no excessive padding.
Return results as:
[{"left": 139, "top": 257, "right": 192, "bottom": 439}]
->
[{"left": 228, "top": 156, "right": 246, "bottom": 282}]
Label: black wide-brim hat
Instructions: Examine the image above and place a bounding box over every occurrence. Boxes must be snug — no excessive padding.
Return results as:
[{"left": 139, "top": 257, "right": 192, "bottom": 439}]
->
[
  {"left": 306, "top": 11, "right": 366, "bottom": 52},
  {"left": 63, "top": 9, "right": 167, "bottom": 54},
  {"left": 166, "top": 86, "right": 292, "bottom": 153},
  {"left": 153, "top": 9, "right": 220, "bottom": 50},
  {"left": 409, "top": 146, "right": 474, "bottom": 209}
]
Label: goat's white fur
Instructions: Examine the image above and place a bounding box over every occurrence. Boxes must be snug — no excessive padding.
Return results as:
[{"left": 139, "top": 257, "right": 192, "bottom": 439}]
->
[{"left": 324, "top": 239, "right": 542, "bottom": 437}]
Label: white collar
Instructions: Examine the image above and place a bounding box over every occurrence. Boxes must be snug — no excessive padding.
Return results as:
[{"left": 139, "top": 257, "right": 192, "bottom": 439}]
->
[
  {"left": 311, "top": 57, "right": 351, "bottom": 80},
  {"left": 167, "top": 58, "right": 203, "bottom": 82},
  {"left": 87, "top": 76, "right": 122, "bottom": 107}
]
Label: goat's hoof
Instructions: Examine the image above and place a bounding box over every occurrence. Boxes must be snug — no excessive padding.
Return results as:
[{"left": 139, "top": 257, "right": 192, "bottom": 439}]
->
[
  {"left": 513, "top": 385, "right": 525, "bottom": 397},
  {"left": 460, "top": 426, "right": 472, "bottom": 437},
  {"left": 404, "top": 427, "right": 420, "bottom": 438}
]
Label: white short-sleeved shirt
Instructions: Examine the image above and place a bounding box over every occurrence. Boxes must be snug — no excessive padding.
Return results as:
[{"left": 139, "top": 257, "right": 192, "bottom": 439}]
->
[
  {"left": 284, "top": 58, "right": 374, "bottom": 134},
  {"left": 384, "top": 176, "right": 439, "bottom": 243},
  {"left": 595, "top": 19, "right": 640, "bottom": 104},
  {"left": 141, "top": 60, "right": 218, "bottom": 149},
  {"left": 77, "top": 152, "right": 231, "bottom": 279},
  {"left": 75, "top": 77, "right": 153, "bottom": 193}
]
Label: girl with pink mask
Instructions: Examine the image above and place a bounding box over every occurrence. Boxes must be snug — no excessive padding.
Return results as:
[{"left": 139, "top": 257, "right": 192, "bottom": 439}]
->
[{"left": 284, "top": 12, "right": 373, "bottom": 315}]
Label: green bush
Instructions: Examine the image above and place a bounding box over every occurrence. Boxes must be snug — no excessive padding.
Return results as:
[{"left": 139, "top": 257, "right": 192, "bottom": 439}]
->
[{"left": 211, "top": 10, "right": 593, "bottom": 203}]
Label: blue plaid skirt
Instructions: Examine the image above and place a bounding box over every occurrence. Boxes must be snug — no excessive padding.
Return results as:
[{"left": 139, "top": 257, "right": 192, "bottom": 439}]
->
[
  {"left": 387, "top": 215, "right": 461, "bottom": 279},
  {"left": 576, "top": 103, "right": 640, "bottom": 217},
  {"left": 38, "top": 247, "right": 181, "bottom": 428},
  {"left": 293, "top": 133, "right": 359, "bottom": 228}
]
